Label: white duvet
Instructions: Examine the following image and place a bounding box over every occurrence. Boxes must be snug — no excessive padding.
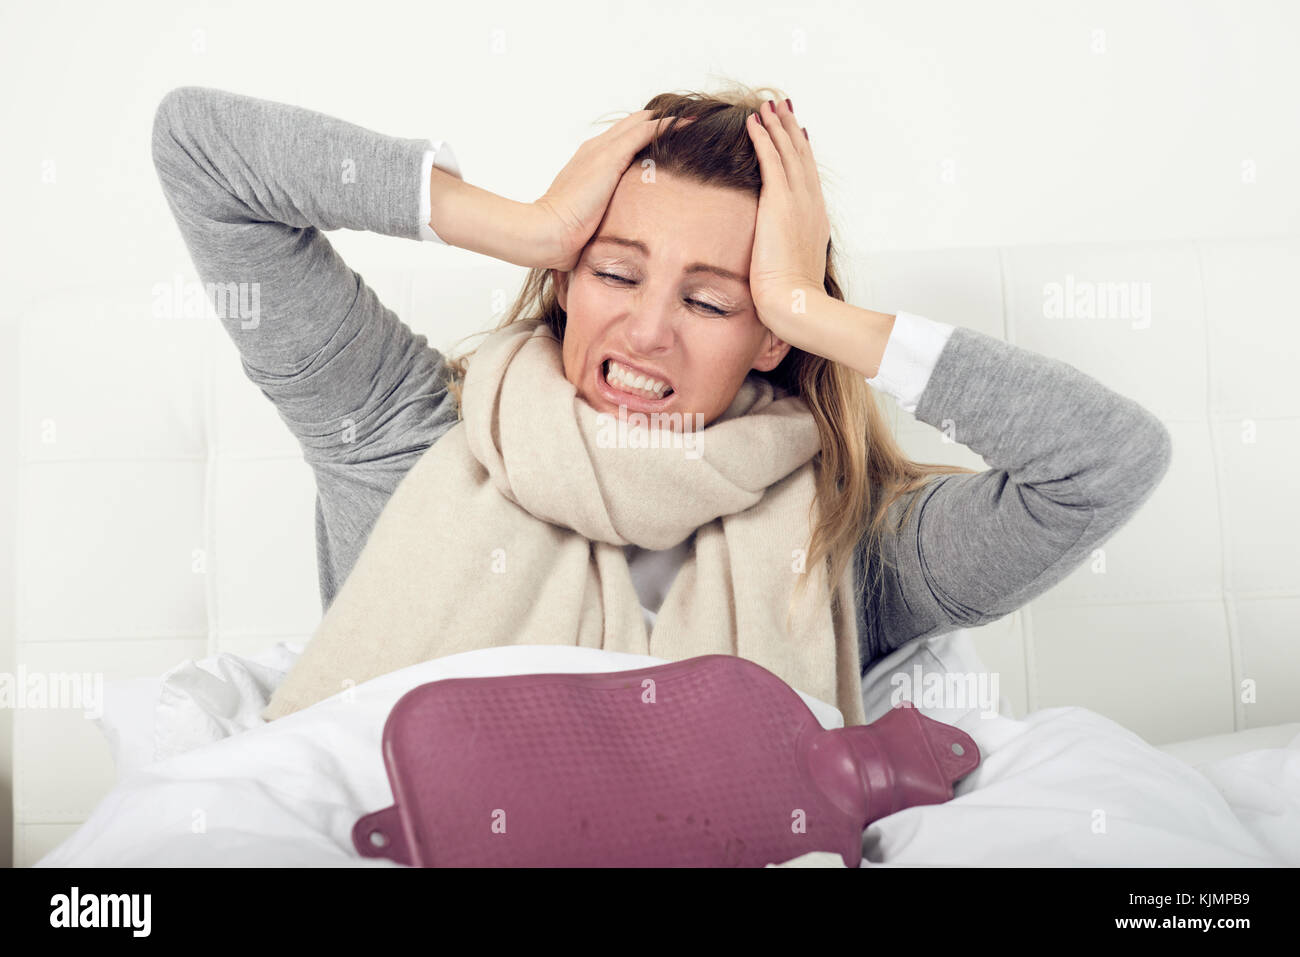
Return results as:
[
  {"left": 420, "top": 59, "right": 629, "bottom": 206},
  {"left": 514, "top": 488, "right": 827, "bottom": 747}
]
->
[{"left": 36, "top": 637, "right": 1300, "bottom": 868}]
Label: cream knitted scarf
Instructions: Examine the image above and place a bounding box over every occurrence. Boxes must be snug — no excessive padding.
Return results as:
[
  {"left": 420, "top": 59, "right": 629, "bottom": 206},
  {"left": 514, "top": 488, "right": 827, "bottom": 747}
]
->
[{"left": 262, "top": 318, "right": 866, "bottom": 726}]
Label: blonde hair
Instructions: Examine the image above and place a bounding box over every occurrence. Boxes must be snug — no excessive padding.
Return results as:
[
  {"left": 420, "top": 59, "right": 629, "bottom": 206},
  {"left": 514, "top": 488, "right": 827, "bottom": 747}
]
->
[{"left": 445, "top": 82, "right": 977, "bottom": 625}]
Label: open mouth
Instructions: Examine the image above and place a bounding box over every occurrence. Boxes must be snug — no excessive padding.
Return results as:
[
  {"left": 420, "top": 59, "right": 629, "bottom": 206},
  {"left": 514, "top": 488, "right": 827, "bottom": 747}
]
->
[{"left": 600, "top": 358, "right": 675, "bottom": 402}]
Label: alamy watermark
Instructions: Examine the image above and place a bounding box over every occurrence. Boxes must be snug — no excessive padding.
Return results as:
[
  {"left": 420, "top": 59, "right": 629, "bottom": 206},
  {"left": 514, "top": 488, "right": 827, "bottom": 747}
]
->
[
  {"left": 1043, "top": 274, "right": 1151, "bottom": 329},
  {"left": 152, "top": 274, "right": 261, "bottom": 329},
  {"left": 49, "top": 887, "right": 150, "bottom": 937},
  {"left": 596, "top": 404, "right": 707, "bottom": 460},
  {"left": 888, "top": 665, "right": 1001, "bottom": 719},
  {"left": 0, "top": 667, "right": 103, "bottom": 719}
]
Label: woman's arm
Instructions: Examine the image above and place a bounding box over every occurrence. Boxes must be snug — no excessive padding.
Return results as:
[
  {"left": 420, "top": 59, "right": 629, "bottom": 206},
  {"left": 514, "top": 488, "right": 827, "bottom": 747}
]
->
[
  {"left": 739, "top": 102, "right": 1172, "bottom": 662},
  {"left": 426, "top": 164, "right": 555, "bottom": 266},
  {"left": 150, "top": 85, "right": 463, "bottom": 464},
  {"left": 842, "top": 309, "right": 1173, "bottom": 665}
]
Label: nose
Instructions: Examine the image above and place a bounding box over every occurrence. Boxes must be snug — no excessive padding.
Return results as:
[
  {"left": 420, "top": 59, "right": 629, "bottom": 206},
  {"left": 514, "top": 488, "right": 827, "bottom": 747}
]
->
[{"left": 621, "top": 282, "right": 677, "bottom": 355}]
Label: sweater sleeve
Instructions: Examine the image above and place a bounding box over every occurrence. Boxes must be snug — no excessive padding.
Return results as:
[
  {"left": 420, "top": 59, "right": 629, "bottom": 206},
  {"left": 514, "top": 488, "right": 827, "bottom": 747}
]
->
[
  {"left": 863, "top": 310, "right": 956, "bottom": 413},
  {"left": 150, "top": 85, "right": 463, "bottom": 465},
  {"left": 418, "top": 143, "right": 464, "bottom": 243},
  {"left": 855, "top": 312, "right": 1173, "bottom": 669}
]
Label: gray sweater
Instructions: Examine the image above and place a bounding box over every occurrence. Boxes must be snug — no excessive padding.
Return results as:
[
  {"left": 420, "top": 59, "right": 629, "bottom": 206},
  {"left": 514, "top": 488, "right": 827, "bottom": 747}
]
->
[{"left": 150, "top": 85, "right": 1174, "bottom": 678}]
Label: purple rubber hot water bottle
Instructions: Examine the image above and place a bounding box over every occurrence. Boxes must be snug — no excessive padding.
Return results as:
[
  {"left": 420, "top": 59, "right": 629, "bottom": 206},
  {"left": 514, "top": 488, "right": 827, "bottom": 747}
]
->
[{"left": 353, "top": 654, "right": 980, "bottom": 867}]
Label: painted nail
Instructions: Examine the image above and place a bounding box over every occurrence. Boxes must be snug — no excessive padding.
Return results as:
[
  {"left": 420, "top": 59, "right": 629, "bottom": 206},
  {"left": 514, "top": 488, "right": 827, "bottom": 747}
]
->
[
  {"left": 767, "top": 99, "right": 775, "bottom": 113},
  {"left": 786, "top": 98, "right": 793, "bottom": 113},
  {"left": 802, "top": 127, "right": 808, "bottom": 140}
]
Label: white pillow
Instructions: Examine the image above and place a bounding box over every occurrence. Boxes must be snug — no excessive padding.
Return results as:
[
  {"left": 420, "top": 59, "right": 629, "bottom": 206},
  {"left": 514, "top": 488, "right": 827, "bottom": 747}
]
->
[
  {"left": 860, "top": 705, "right": 1284, "bottom": 866},
  {"left": 93, "top": 631, "right": 984, "bottom": 784},
  {"left": 91, "top": 641, "right": 304, "bottom": 782},
  {"left": 153, "top": 641, "right": 305, "bottom": 762},
  {"left": 93, "top": 644, "right": 847, "bottom": 779},
  {"left": 91, "top": 675, "right": 165, "bottom": 784},
  {"left": 859, "top": 628, "right": 1014, "bottom": 728}
]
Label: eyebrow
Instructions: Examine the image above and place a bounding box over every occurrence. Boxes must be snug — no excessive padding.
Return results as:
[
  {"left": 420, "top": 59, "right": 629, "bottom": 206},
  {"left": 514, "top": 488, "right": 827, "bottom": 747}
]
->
[{"left": 590, "top": 234, "right": 748, "bottom": 284}]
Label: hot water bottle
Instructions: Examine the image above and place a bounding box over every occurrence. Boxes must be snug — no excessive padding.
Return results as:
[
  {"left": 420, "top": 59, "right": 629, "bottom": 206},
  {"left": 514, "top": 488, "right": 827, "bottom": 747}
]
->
[{"left": 353, "top": 654, "right": 979, "bottom": 867}]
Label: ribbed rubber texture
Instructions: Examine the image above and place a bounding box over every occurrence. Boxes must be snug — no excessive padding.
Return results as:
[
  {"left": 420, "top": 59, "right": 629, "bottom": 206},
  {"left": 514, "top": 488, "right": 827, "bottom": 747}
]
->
[{"left": 353, "top": 654, "right": 979, "bottom": 867}]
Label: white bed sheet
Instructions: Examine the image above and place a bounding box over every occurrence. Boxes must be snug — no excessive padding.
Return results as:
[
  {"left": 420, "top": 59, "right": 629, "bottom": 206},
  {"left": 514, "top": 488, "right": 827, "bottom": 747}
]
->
[{"left": 38, "top": 643, "right": 1300, "bottom": 868}]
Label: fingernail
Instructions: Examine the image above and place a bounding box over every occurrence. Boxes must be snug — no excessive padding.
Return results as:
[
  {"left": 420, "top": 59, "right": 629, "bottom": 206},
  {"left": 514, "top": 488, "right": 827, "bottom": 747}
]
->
[
  {"left": 802, "top": 127, "right": 808, "bottom": 141},
  {"left": 767, "top": 99, "right": 775, "bottom": 113},
  {"left": 786, "top": 98, "right": 793, "bottom": 113}
]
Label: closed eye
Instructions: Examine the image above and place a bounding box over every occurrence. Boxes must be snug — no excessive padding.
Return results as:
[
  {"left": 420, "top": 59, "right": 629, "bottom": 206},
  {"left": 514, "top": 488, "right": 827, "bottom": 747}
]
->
[{"left": 592, "top": 270, "right": 729, "bottom": 316}]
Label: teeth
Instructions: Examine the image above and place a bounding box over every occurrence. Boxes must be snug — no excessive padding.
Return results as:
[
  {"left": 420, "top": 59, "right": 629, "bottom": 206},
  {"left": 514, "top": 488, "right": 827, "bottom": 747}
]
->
[{"left": 607, "top": 360, "right": 671, "bottom": 399}]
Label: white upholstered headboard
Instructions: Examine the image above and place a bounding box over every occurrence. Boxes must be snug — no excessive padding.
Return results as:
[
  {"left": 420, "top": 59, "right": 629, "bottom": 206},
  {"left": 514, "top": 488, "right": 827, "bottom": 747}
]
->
[{"left": 14, "top": 237, "right": 1300, "bottom": 865}]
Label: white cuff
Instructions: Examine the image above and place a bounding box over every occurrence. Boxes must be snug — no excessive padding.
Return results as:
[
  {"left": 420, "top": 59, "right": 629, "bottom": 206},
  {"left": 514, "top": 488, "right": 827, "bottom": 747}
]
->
[
  {"left": 417, "top": 140, "right": 464, "bottom": 244},
  {"left": 863, "top": 310, "right": 956, "bottom": 414}
]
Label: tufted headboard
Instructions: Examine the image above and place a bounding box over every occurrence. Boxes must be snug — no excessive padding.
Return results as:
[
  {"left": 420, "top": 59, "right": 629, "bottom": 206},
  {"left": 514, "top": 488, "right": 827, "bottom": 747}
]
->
[{"left": 13, "top": 237, "right": 1300, "bottom": 865}]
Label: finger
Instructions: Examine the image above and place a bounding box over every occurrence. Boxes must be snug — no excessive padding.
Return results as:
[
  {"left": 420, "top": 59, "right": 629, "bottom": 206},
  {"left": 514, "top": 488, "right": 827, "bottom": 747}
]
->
[
  {"left": 756, "top": 101, "right": 800, "bottom": 192},
  {"left": 771, "top": 100, "right": 825, "bottom": 206},
  {"left": 746, "top": 110, "right": 788, "bottom": 196},
  {"left": 594, "top": 113, "right": 693, "bottom": 166},
  {"left": 602, "top": 109, "right": 696, "bottom": 136},
  {"left": 589, "top": 108, "right": 668, "bottom": 143},
  {"left": 622, "top": 112, "right": 697, "bottom": 148},
  {"left": 773, "top": 99, "right": 809, "bottom": 156},
  {"left": 769, "top": 100, "right": 817, "bottom": 194}
]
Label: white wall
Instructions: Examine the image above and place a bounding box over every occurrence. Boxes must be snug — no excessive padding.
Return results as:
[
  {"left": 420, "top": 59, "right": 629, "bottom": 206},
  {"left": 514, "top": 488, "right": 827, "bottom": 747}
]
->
[{"left": 3, "top": 0, "right": 1298, "bottom": 867}]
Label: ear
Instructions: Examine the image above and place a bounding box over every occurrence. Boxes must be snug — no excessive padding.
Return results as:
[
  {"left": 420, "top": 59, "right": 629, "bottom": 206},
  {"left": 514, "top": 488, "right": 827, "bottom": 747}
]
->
[
  {"left": 751, "top": 330, "right": 792, "bottom": 373},
  {"left": 552, "top": 269, "right": 569, "bottom": 312}
]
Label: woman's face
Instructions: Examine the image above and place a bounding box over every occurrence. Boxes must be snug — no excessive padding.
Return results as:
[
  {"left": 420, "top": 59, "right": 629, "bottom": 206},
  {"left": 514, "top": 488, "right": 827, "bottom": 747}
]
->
[{"left": 553, "top": 167, "right": 791, "bottom": 429}]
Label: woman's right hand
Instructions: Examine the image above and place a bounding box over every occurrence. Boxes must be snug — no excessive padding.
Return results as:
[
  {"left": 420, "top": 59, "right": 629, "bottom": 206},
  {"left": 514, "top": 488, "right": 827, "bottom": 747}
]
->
[{"left": 527, "top": 110, "right": 696, "bottom": 271}]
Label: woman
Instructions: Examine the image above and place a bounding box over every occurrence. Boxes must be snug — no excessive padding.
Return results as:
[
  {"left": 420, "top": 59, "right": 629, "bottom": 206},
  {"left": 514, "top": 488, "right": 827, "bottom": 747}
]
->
[{"left": 150, "top": 85, "right": 1172, "bottom": 727}]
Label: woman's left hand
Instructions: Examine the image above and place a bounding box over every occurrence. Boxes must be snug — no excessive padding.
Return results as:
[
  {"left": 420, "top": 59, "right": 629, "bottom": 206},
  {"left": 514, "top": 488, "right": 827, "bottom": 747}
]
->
[{"left": 744, "top": 99, "right": 832, "bottom": 351}]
